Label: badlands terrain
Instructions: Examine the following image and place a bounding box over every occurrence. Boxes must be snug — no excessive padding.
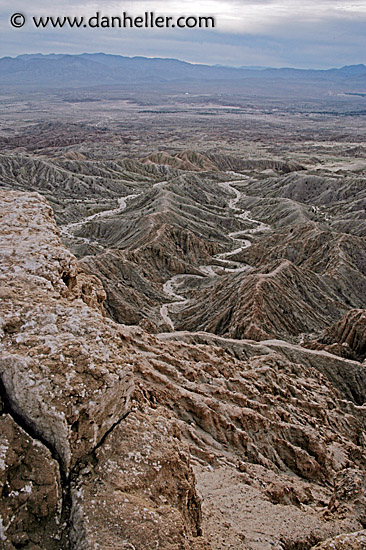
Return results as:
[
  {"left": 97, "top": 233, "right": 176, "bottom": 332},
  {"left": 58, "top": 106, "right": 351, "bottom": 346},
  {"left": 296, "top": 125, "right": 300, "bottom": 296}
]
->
[{"left": 0, "top": 82, "right": 366, "bottom": 550}]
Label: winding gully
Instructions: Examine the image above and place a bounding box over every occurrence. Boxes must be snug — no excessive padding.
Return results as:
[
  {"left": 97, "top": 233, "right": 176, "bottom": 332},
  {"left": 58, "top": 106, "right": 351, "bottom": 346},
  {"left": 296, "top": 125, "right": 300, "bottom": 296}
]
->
[
  {"left": 60, "top": 194, "right": 140, "bottom": 245},
  {"left": 60, "top": 176, "right": 270, "bottom": 332},
  {"left": 160, "top": 178, "right": 271, "bottom": 330}
]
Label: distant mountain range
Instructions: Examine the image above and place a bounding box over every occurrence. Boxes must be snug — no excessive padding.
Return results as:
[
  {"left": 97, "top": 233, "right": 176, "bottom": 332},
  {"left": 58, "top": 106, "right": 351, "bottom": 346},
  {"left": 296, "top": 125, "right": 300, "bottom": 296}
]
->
[{"left": 1, "top": 53, "right": 366, "bottom": 90}]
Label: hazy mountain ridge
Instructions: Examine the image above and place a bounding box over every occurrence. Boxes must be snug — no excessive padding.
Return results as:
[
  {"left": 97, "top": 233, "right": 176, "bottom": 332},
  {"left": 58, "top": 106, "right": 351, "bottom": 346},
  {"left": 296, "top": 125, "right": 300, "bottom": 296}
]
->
[{"left": 1, "top": 53, "right": 366, "bottom": 89}]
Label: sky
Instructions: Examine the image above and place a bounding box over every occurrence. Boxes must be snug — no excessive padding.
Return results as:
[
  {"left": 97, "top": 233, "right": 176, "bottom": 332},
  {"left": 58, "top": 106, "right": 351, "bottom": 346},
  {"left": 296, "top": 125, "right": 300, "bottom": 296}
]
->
[{"left": 1, "top": 0, "right": 366, "bottom": 68}]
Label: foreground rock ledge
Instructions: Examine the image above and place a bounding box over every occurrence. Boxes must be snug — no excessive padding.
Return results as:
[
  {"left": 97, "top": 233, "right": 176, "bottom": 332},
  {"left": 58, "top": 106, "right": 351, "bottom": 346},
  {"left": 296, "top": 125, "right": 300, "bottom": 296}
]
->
[
  {"left": 0, "top": 190, "right": 133, "bottom": 474},
  {"left": 0, "top": 190, "right": 207, "bottom": 549}
]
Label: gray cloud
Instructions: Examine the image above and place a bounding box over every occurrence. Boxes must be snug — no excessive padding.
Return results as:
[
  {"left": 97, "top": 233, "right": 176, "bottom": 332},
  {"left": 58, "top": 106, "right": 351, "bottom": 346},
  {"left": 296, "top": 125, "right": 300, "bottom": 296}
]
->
[{"left": 0, "top": 0, "right": 365, "bottom": 68}]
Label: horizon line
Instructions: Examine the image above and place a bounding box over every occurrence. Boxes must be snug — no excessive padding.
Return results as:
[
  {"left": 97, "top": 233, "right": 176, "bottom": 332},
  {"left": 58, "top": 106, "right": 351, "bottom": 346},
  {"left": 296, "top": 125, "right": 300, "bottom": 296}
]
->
[{"left": 2, "top": 52, "right": 366, "bottom": 72}]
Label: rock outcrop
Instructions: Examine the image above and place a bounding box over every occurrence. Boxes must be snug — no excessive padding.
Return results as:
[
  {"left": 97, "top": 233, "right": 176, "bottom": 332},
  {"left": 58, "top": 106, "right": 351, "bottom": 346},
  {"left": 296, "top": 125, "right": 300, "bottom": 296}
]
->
[
  {"left": 0, "top": 190, "right": 207, "bottom": 549},
  {"left": 0, "top": 408, "right": 62, "bottom": 550},
  {"left": 0, "top": 190, "right": 133, "bottom": 473},
  {"left": 305, "top": 309, "right": 366, "bottom": 362},
  {"left": 311, "top": 530, "right": 366, "bottom": 549},
  {"left": 70, "top": 407, "right": 208, "bottom": 550}
]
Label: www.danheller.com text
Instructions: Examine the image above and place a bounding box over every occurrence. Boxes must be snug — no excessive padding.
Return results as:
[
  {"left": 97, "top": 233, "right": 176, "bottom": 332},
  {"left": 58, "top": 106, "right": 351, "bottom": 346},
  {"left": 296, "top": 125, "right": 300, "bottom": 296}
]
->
[{"left": 10, "top": 11, "right": 216, "bottom": 29}]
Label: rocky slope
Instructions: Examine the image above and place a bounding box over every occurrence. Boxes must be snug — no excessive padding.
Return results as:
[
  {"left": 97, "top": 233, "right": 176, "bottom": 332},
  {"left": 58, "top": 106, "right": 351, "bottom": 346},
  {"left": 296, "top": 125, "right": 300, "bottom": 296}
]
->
[
  {"left": 0, "top": 190, "right": 207, "bottom": 549},
  {"left": 1, "top": 189, "right": 366, "bottom": 550},
  {"left": 312, "top": 530, "right": 366, "bottom": 549},
  {"left": 177, "top": 221, "right": 366, "bottom": 341},
  {"left": 305, "top": 309, "right": 366, "bottom": 361}
]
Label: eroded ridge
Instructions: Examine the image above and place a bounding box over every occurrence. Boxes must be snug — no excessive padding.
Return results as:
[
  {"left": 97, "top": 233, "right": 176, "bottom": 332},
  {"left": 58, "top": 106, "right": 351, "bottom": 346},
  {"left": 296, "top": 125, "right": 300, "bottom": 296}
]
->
[{"left": 0, "top": 190, "right": 208, "bottom": 550}]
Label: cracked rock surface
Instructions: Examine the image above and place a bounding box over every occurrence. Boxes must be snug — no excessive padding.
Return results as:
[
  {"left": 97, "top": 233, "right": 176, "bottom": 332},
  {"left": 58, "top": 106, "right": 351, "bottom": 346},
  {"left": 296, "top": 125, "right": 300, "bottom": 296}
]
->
[
  {"left": 0, "top": 190, "right": 206, "bottom": 549},
  {"left": 0, "top": 401, "right": 62, "bottom": 550}
]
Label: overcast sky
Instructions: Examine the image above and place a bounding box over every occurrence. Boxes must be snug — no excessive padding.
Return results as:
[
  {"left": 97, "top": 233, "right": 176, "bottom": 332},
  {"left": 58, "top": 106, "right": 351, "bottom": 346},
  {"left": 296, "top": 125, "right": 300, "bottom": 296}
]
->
[{"left": 1, "top": 0, "right": 366, "bottom": 68}]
